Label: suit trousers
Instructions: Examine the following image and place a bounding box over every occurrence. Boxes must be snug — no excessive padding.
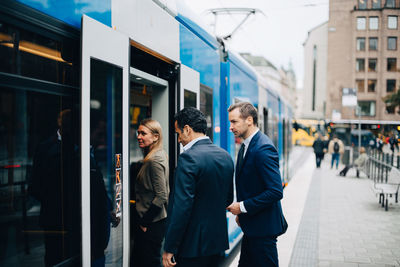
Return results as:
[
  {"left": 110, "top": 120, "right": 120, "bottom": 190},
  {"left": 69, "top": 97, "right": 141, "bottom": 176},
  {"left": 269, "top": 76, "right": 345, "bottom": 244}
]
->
[
  {"left": 176, "top": 254, "right": 220, "bottom": 267},
  {"left": 238, "top": 235, "right": 278, "bottom": 267},
  {"left": 132, "top": 218, "right": 166, "bottom": 267}
]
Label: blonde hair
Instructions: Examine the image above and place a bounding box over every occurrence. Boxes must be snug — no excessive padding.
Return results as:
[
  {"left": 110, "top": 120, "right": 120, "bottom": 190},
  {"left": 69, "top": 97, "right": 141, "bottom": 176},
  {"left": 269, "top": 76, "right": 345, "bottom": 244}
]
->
[{"left": 139, "top": 118, "right": 163, "bottom": 162}]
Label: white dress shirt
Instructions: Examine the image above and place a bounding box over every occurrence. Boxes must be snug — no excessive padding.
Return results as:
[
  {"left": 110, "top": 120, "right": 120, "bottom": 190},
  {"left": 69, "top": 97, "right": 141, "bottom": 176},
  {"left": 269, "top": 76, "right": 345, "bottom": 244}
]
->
[{"left": 182, "top": 136, "right": 209, "bottom": 152}]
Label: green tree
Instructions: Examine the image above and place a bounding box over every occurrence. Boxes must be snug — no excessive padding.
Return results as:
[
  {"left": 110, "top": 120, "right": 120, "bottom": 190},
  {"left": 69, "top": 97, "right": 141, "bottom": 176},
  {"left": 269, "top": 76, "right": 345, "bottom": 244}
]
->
[{"left": 383, "top": 86, "right": 400, "bottom": 114}]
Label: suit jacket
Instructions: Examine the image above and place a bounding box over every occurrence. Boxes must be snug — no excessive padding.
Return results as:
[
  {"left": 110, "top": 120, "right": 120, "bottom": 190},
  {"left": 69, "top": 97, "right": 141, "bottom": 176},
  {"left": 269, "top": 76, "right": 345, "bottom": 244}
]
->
[
  {"left": 135, "top": 149, "right": 170, "bottom": 223},
  {"left": 164, "top": 138, "right": 234, "bottom": 257},
  {"left": 236, "top": 131, "right": 287, "bottom": 237}
]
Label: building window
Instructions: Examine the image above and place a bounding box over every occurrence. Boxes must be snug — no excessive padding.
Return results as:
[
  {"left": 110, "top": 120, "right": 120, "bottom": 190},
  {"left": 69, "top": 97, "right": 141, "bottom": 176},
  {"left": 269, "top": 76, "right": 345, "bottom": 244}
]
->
[
  {"left": 359, "top": 0, "right": 367, "bottom": 9},
  {"left": 388, "top": 37, "right": 397, "bottom": 50},
  {"left": 357, "top": 17, "right": 366, "bottom": 30},
  {"left": 388, "top": 16, "right": 398, "bottom": 29},
  {"left": 385, "top": 0, "right": 395, "bottom": 8},
  {"left": 356, "top": 79, "right": 365, "bottom": 93},
  {"left": 356, "top": 58, "right": 365, "bottom": 71},
  {"left": 368, "top": 79, "right": 377, "bottom": 92},
  {"left": 387, "top": 79, "right": 396, "bottom": 92},
  {"left": 372, "top": 0, "right": 381, "bottom": 9},
  {"left": 369, "top": 37, "right": 378, "bottom": 50},
  {"left": 386, "top": 105, "right": 395, "bottom": 114},
  {"left": 387, "top": 58, "right": 397, "bottom": 71},
  {"left": 369, "top": 17, "right": 379, "bottom": 30},
  {"left": 356, "top": 101, "right": 376, "bottom": 116},
  {"left": 357, "top": 37, "right": 366, "bottom": 51},
  {"left": 368, "top": 58, "right": 377, "bottom": 71}
]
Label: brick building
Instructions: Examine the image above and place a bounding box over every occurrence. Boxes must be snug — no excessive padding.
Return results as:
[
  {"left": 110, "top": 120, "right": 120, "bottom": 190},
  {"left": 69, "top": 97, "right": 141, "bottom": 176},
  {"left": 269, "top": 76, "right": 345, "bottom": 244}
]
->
[{"left": 326, "top": 0, "right": 400, "bottom": 120}]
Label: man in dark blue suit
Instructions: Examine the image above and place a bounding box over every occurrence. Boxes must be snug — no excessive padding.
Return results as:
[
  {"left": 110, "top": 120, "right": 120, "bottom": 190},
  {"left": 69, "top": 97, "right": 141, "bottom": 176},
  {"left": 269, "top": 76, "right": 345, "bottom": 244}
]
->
[
  {"left": 227, "top": 102, "right": 287, "bottom": 267},
  {"left": 162, "top": 107, "right": 234, "bottom": 267}
]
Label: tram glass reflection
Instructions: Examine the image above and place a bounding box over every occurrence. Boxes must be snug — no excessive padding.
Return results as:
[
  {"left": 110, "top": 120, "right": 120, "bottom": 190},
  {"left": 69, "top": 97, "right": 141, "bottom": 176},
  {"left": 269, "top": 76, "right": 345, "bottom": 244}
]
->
[
  {"left": 0, "top": 89, "right": 80, "bottom": 266},
  {"left": 90, "top": 58, "right": 123, "bottom": 266}
]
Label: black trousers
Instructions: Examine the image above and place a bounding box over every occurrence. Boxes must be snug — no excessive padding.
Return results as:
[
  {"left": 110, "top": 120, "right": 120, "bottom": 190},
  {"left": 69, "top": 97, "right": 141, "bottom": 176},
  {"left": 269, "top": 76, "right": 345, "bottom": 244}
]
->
[
  {"left": 238, "top": 235, "right": 278, "bottom": 267},
  {"left": 132, "top": 218, "right": 166, "bottom": 267},
  {"left": 176, "top": 254, "right": 220, "bottom": 267},
  {"left": 315, "top": 153, "right": 324, "bottom": 168}
]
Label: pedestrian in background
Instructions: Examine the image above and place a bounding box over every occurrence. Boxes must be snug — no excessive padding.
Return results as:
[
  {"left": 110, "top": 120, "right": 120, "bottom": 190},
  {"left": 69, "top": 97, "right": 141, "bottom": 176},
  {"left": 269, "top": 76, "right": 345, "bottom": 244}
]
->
[
  {"left": 162, "top": 107, "right": 234, "bottom": 267},
  {"left": 312, "top": 133, "right": 325, "bottom": 168},
  {"left": 133, "top": 119, "right": 169, "bottom": 267},
  {"left": 339, "top": 147, "right": 368, "bottom": 177},
  {"left": 328, "top": 135, "right": 344, "bottom": 169},
  {"left": 227, "top": 102, "right": 287, "bottom": 267}
]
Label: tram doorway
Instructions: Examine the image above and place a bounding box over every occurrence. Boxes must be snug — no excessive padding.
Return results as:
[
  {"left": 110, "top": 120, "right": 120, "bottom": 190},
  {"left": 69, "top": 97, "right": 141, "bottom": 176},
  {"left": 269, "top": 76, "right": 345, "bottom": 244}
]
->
[{"left": 128, "top": 70, "right": 169, "bottom": 267}]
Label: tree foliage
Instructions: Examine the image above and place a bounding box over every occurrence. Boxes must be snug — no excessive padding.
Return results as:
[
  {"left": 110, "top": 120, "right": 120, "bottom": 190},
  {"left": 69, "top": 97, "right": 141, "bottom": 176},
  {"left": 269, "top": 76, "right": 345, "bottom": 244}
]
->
[{"left": 383, "top": 87, "right": 400, "bottom": 114}]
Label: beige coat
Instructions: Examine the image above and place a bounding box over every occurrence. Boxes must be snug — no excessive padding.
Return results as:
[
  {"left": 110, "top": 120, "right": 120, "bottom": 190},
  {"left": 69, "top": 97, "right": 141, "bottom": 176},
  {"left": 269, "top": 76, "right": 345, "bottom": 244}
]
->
[
  {"left": 135, "top": 149, "right": 169, "bottom": 223},
  {"left": 328, "top": 138, "right": 345, "bottom": 154}
]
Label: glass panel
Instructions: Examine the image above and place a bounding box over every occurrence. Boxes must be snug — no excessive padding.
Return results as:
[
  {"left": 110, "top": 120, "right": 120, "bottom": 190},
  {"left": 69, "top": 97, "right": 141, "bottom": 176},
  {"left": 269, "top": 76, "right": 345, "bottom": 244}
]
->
[
  {"left": 356, "top": 58, "right": 365, "bottom": 71},
  {"left": 357, "top": 101, "right": 376, "bottom": 116},
  {"left": 357, "top": 38, "right": 365, "bottom": 51},
  {"left": 368, "top": 79, "right": 377, "bottom": 92},
  {"left": 388, "top": 37, "right": 397, "bottom": 50},
  {"left": 184, "top": 89, "right": 197, "bottom": 108},
  {"left": 369, "top": 17, "right": 379, "bottom": 30},
  {"left": 388, "top": 16, "right": 398, "bottom": 29},
  {"left": 368, "top": 58, "right": 377, "bottom": 71},
  {"left": 200, "top": 85, "right": 213, "bottom": 141},
  {"left": 387, "top": 58, "right": 397, "bottom": 71},
  {"left": 372, "top": 0, "right": 381, "bottom": 8},
  {"left": 90, "top": 58, "right": 123, "bottom": 266},
  {"left": 387, "top": 80, "right": 396, "bottom": 92},
  {"left": 357, "top": 17, "right": 366, "bottom": 30},
  {"left": 356, "top": 79, "right": 365, "bottom": 93},
  {"left": 369, "top": 38, "right": 378, "bottom": 50},
  {"left": 385, "top": 0, "right": 395, "bottom": 8},
  {"left": 0, "top": 20, "right": 79, "bottom": 87},
  {"left": 0, "top": 88, "right": 81, "bottom": 266},
  {"left": 359, "top": 0, "right": 367, "bottom": 9}
]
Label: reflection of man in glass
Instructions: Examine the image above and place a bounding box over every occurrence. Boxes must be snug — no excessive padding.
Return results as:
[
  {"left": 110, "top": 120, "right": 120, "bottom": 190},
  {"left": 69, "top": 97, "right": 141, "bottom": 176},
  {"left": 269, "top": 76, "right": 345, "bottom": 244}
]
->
[{"left": 29, "top": 109, "right": 80, "bottom": 267}]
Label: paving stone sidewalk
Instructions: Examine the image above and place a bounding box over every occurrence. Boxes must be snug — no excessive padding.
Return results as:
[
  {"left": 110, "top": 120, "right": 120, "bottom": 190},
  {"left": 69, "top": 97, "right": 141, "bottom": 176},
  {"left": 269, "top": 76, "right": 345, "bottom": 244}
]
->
[
  {"left": 290, "top": 158, "right": 400, "bottom": 267},
  {"left": 318, "top": 164, "right": 400, "bottom": 267}
]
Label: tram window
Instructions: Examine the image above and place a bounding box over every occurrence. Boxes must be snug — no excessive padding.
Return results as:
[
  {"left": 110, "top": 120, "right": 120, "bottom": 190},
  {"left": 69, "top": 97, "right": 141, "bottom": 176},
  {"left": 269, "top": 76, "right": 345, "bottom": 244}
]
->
[
  {"left": 184, "top": 89, "right": 197, "bottom": 108},
  {"left": 200, "top": 84, "right": 213, "bottom": 141},
  {"left": 0, "top": 88, "right": 81, "bottom": 266},
  {"left": 0, "top": 20, "right": 79, "bottom": 87}
]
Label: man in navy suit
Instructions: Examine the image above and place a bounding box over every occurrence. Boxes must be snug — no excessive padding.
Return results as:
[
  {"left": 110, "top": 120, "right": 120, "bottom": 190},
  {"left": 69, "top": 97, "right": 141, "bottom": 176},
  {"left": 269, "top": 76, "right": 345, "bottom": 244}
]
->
[
  {"left": 162, "top": 107, "right": 234, "bottom": 267},
  {"left": 227, "top": 102, "right": 287, "bottom": 267}
]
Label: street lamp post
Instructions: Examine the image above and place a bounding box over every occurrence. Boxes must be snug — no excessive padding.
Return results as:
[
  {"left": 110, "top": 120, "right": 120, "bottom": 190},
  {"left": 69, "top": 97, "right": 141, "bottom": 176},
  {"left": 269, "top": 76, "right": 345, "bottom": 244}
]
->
[{"left": 357, "top": 105, "right": 361, "bottom": 153}]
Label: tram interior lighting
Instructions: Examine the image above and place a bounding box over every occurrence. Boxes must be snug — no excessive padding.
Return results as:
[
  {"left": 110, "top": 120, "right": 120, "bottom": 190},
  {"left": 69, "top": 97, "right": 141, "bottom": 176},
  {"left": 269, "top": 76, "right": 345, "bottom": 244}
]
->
[{"left": 0, "top": 33, "right": 71, "bottom": 65}]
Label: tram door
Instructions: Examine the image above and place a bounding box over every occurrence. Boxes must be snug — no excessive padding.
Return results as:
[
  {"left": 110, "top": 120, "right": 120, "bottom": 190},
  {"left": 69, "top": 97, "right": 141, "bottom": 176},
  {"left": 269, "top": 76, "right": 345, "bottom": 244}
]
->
[
  {"left": 180, "top": 64, "right": 200, "bottom": 109},
  {"left": 81, "top": 15, "right": 130, "bottom": 267}
]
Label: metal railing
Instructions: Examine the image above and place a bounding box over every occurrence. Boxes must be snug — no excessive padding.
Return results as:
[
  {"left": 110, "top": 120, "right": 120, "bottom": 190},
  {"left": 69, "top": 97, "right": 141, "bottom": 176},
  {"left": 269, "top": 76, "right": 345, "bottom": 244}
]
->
[{"left": 366, "top": 148, "right": 400, "bottom": 183}]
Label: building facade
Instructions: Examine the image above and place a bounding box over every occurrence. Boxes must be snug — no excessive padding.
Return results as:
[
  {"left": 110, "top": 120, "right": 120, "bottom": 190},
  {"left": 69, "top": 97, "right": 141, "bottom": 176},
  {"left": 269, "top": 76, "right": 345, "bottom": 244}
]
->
[
  {"left": 327, "top": 0, "right": 400, "bottom": 120},
  {"left": 303, "top": 22, "right": 328, "bottom": 120},
  {"left": 240, "top": 53, "right": 297, "bottom": 109}
]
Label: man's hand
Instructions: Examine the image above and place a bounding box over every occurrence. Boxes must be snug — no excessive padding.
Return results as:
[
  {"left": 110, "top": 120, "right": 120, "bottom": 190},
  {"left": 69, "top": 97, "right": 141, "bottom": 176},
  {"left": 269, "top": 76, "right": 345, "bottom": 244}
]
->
[
  {"left": 162, "top": 252, "right": 176, "bottom": 267},
  {"left": 227, "top": 202, "right": 241, "bottom": 215},
  {"left": 235, "top": 215, "right": 241, "bottom": 227},
  {"left": 139, "top": 225, "right": 147, "bottom": 232}
]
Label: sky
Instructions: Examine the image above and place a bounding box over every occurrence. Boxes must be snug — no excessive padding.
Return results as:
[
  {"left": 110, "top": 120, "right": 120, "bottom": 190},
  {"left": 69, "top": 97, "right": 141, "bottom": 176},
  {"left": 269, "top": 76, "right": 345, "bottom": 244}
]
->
[{"left": 183, "top": 0, "right": 329, "bottom": 88}]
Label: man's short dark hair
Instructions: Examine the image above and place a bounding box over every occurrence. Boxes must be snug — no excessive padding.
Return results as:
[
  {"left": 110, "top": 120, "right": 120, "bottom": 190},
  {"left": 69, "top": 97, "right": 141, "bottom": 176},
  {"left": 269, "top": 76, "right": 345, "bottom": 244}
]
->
[
  {"left": 174, "top": 107, "right": 207, "bottom": 134},
  {"left": 228, "top": 102, "right": 258, "bottom": 126}
]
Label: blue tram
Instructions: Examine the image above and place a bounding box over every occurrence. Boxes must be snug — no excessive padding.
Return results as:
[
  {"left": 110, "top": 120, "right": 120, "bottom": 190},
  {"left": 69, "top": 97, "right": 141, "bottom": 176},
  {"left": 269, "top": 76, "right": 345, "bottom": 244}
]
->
[{"left": 0, "top": 0, "right": 292, "bottom": 266}]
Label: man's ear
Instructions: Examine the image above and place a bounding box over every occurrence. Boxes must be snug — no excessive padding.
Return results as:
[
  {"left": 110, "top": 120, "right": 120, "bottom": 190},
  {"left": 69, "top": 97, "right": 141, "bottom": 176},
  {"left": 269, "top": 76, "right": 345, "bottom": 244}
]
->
[
  {"left": 246, "top": 116, "right": 253, "bottom": 126},
  {"left": 183, "top": 124, "right": 191, "bottom": 134}
]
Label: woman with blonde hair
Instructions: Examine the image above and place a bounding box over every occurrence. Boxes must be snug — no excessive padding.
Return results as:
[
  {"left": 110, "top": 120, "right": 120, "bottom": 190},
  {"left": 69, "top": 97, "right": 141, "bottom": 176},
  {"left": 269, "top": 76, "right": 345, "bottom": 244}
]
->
[{"left": 133, "top": 118, "right": 169, "bottom": 267}]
